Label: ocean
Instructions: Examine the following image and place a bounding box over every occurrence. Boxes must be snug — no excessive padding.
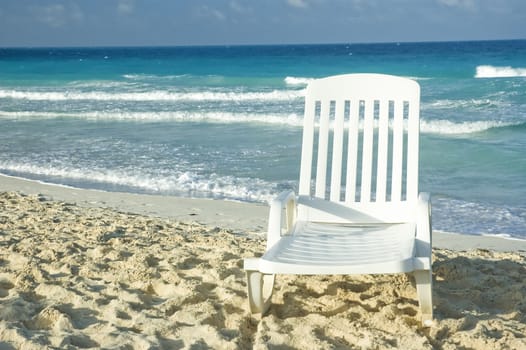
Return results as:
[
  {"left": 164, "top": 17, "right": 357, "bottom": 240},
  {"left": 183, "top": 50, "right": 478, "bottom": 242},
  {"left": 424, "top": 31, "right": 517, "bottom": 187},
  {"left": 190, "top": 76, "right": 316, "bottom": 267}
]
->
[{"left": 1, "top": 40, "right": 525, "bottom": 238}]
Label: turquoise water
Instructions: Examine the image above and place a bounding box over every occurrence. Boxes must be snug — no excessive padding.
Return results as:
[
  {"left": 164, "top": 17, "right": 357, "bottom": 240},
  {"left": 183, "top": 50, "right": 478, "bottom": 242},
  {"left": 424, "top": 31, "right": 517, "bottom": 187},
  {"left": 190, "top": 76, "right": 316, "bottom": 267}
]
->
[{"left": 1, "top": 41, "right": 525, "bottom": 238}]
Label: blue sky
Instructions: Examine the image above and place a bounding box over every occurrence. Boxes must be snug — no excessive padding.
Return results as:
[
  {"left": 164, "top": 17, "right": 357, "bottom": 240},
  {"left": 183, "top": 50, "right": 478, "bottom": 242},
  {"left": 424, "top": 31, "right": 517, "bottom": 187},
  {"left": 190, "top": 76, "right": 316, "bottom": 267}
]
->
[{"left": 0, "top": 0, "right": 524, "bottom": 47}]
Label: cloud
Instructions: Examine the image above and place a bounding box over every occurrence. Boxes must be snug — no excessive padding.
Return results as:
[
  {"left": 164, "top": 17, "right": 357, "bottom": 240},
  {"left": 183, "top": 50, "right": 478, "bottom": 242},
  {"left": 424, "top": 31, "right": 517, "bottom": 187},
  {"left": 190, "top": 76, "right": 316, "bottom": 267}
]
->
[
  {"left": 437, "top": 0, "right": 476, "bottom": 11},
  {"left": 196, "top": 5, "right": 226, "bottom": 21},
  {"left": 31, "top": 3, "right": 84, "bottom": 28},
  {"left": 287, "top": 0, "right": 309, "bottom": 9},
  {"left": 229, "top": 1, "right": 251, "bottom": 14},
  {"left": 117, "top": 0, "right": 135, "bottom": 15}
]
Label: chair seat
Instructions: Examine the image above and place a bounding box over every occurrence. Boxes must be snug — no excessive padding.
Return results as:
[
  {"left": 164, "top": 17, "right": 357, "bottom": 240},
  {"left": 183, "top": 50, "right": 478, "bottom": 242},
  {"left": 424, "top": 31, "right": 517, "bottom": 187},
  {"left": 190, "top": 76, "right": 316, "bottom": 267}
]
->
[{"left": 259, "top": 222, "right": 417, "bottom": 275}]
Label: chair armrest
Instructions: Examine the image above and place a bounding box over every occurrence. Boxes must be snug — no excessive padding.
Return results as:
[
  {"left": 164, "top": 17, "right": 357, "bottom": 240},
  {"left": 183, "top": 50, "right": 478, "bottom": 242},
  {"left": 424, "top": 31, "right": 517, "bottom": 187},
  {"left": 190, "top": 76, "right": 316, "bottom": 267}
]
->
[
  {"left": 416, "top": 192, "right": 432, "bottom": 258},
  {"left": 267, "top": 190, "right": 297, "bottom": 250}
]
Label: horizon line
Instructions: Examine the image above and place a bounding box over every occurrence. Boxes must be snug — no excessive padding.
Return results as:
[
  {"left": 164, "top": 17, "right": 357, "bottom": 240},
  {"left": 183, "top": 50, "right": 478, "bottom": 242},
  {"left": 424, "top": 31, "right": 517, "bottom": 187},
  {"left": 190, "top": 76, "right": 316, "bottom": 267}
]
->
[{"left": 1, "top": 38, "right": 525, "bottom": 50}]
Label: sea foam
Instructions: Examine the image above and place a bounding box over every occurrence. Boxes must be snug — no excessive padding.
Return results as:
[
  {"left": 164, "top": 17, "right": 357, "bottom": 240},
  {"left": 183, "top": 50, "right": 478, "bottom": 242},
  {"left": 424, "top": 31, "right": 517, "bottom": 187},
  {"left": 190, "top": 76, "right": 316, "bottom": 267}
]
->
[
  {"left": 0, "top": 89, "right": 304, "bottom": 102},
  {"left": 0, "top": 110, "right": 304, "bottom": 126},
  {"left": 284, "top": 76, "right": 316, "bottom": 86},
  {"left": 2, "top": 110, "right": 520, "bottom": 134},
  {"left": 475, "top": 65, "right": 526, "bottom": 78},
  {"left": 424, "top": 98, "right": 501, "bottom": 110},
  {"left": 420, "top": 119, "right": 522, "bottom": 135},
  {"left": 0, "top": 162, "right": 277, "bottom": 203}
]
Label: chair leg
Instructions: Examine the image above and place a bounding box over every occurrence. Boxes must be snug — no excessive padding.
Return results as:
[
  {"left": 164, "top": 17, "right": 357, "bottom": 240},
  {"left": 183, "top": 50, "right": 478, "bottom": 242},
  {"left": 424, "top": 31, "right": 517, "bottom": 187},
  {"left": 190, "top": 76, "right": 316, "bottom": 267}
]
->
[
  {"left": 414, "top": 270, "right": 433, "bottom": 327},
  {"left": 246, "top": 270, "right": 275, "bottom": 314}
]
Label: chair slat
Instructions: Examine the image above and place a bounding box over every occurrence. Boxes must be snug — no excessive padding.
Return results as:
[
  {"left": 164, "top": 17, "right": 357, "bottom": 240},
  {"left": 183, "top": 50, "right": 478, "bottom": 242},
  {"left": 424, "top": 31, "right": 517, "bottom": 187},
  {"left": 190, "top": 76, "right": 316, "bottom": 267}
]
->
[
  {"left": 406, "top": 101, "right": 419, "bottom": 201},
  {"left": 391, "top": 100, "right": 404, "bottom": 202},
  {"left": 360, "top": 99, "right": 375, "bottom": 203},
  {"left": 315, "top": 100, "right": 331, "bottom": 198},
  {"left": 330, "top": 100, "right": 345, "bottom": 201},
  {"left": 299, "top": 98, "right": 316, "bottom": 196},
  {"left": 345, "top": 99, "right": 360, "bottom": 203},
  {"left": 376, "top": 99, "right": 389, "bottom": 202}
]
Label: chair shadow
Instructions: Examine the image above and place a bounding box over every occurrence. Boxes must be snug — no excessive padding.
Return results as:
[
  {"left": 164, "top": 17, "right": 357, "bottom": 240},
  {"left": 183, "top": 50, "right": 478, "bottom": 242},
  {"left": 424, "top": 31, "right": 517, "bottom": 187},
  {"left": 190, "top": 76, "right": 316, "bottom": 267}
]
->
[{"left": 432, "top": 252, "right": 526, "bottom": 330}]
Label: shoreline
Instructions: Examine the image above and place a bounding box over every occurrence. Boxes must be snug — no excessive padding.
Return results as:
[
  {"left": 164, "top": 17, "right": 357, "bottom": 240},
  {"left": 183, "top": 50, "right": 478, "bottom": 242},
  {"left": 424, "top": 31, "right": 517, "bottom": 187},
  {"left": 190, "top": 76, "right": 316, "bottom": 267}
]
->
[
  {"left": 1, "top": 173, "right": 525, "bottom": 252},
  {"left": 0, "top": 173, "right": 269, "bottom": 234}
]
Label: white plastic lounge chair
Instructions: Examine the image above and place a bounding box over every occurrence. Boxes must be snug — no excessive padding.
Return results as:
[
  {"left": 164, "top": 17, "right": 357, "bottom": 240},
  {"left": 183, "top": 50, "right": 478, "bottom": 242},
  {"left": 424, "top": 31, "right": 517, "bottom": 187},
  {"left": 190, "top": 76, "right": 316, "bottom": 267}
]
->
[{"left": 244, "top": 73, "right": 433, "bottom": 326}]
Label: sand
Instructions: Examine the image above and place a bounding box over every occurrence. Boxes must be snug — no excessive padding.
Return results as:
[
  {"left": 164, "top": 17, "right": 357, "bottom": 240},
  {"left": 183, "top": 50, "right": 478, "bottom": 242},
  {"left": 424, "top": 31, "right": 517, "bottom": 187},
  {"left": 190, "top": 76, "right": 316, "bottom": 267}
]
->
[{"left": 1, "top": 179, "right": 526, "bottom": 349}]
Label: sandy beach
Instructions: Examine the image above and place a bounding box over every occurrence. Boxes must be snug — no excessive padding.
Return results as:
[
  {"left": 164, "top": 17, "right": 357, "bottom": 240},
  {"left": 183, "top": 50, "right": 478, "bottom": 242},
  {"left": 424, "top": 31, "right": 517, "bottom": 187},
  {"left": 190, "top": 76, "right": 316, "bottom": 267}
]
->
[{"left": 1, "top": 176, "right": 526, "bottom": 349}]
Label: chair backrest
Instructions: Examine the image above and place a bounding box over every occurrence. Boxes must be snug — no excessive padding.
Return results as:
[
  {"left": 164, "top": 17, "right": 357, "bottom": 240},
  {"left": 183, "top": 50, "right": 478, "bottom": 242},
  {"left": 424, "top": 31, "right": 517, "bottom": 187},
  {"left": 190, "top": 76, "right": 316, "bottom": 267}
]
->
[{"left": 298, "top": 74, "right": 420, "bottom": 208}]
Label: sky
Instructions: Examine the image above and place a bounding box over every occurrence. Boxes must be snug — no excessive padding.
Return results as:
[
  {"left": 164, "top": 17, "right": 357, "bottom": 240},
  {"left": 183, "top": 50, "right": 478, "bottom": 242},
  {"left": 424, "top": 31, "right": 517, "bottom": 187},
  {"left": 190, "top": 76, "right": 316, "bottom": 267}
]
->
[{"left": 0, "top": 0, "right": 525, "bottom": 47}]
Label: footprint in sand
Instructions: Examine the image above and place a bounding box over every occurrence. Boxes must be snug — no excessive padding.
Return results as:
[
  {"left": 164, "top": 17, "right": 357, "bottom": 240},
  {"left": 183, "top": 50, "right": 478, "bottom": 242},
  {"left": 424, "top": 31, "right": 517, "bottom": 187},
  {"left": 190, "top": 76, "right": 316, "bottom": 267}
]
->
[
  {"left": 0, "top": 277, "right": 15, "bottom": 298},
  {"left": 25, "top": 305, "right": 73, "bottom": 331}
]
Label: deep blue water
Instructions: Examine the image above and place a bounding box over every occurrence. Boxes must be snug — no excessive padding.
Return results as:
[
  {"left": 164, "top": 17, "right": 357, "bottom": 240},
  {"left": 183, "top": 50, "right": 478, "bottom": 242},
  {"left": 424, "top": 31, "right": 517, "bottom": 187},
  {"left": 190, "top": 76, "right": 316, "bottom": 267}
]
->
[{"left": 1, "top": 40, "right": 525, "bottom": 238}]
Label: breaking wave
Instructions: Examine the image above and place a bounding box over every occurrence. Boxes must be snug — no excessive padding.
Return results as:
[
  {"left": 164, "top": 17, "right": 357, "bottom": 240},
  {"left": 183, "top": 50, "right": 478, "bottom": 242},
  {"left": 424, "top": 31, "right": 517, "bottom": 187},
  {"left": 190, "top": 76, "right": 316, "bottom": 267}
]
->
[
  {"left": 0, "top": 110, "right": 304, "bottom": 126},
  {"left": 0, "top": 162, "right": 277, "bottom": 203},
  {"left": 284, "top": 76, "right": 316, "bottom": 86},
  {"left": 0, "top": 88, "right": 304, "bottom": 102},
  {"left": 2, "top": 110, "right": 521, "bottom": 135},
  {"left": 424, "top": 98, "right": 502, "bottom": 110},
  {"left": 475, "top": 65, "right": 526, "bottom": 78},
  {"left": 420, "top": 119, "right": 524, "bottom": 135}
]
